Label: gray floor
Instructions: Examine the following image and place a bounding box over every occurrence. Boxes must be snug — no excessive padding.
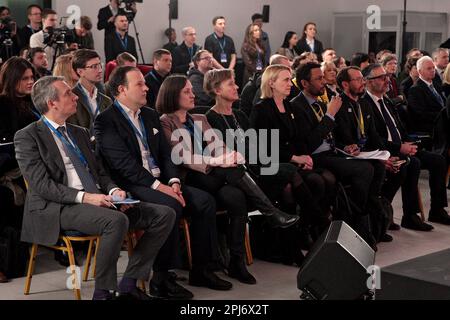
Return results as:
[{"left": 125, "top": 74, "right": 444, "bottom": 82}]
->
[{"left": 1, "top": 173, "right": 449, "bottom": 300}]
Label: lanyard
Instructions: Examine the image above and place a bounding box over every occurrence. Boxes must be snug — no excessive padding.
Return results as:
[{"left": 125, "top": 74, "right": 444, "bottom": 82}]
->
[
  {"left": 187, "top": 46, "right": 194, "bottom": 60},
  {"left": 309, "top": 102, "right": 325, "bottom": 122},
  {"left": 27, "top": 25, "right": 39, "bottom": 34},
  {"left": 148, "top": 71, "right": 161, "bottom": 85},
  {"left": 214, "top": 33, "right": 226, "bottom": 53},
  {"left": 114, "top": 101, "right": 150, "bottom": 151},
  {"left": 115, "top": 32, "right": 128, "bottom": 50},
  {"left": 184, "top": 116, "right": 203, "bottom": 153},
  {"left": 42, "top": 117, "right": 89, "bottom": 167},
  {"left": 76, "top": 83, "right": 102, "bottom": 116},
  {"left": 352, "top": 102, "right": 365, "bottom": 137}
]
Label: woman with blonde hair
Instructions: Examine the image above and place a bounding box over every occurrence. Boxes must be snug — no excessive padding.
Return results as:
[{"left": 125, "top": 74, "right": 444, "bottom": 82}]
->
[
  {"left": 52, "top": 54, "right": 79, "bottom": 88},
  {"left": 241, "top": 23, "right": 265, "bottom": 84}
]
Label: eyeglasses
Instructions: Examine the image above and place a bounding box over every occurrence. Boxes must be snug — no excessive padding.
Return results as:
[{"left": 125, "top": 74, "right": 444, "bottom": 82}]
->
[
  {"left": 349, "top": 77, "right": 365, "bottom": 83},
  {"left": 84, "top": 63, "right": 103, "bottom": 70},
  {"left": 199, "top": 56, "right": 213, "bottom": 61},
  {"left": 366, "top": 74, "right": 388, "bottom": 81}
]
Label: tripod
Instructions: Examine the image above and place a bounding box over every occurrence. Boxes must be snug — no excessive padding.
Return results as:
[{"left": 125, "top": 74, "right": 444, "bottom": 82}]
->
[
  {"left": 0, "top": 37, "right": 13, "bottom": 62},
  {"left": 130, "top": 18, "right": 145, "bottom": 64}
]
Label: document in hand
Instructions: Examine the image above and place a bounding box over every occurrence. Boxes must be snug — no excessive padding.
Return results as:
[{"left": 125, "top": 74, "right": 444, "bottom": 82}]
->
[
  {"left": 112, "top": 198, "right": 141, "bottom": 205},
  {"left": 336, "top": 148, "right": 391, "bottom": 161}
]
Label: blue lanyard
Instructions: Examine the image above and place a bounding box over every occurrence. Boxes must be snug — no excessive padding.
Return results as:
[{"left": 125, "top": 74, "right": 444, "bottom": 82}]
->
[
  {"left": 27, "top": 25, "right": 39, "bottom": 34},
  {"left": 188, "top": 46, "right": 194, "bottom": 60},
  {"left": 42, "top": 117, "right": 89, "bottom": 167},
  {"left": 213, "top": 33, "right": 226, "bottom": 53},
  {"left": 148, "top": 71, "right": 161, "bottom": 85},
  {"left": 184, "top": 116, "right": 203, "bottom": 153},
  {"left": 114, "top": 101, "right": 150, "bottom": 151},
  {"left": 76, "top": 83, "right": 102, "bottom": 116},
  {"left": 115, "top": 32, "right": 128, "bottom": 50}
]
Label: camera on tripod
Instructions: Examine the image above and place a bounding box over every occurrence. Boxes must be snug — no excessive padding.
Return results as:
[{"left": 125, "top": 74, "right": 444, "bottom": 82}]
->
[
  {"left": 43, "top": 26, "right": 70, "bottom": 47},
  {"left": 0, "top": 16, "right": 16, "bottom": 42},
  {"left": 117, "top": 0, "right": 142, "bottom": 19}
]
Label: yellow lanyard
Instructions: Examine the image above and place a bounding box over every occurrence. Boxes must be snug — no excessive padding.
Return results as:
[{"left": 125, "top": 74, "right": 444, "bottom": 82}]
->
[
  {"left": 352, "top": 103, "right": 365, "bottom": 137},
  {"left": 309, "top": 102, "right": 325, "bottom": 122}
]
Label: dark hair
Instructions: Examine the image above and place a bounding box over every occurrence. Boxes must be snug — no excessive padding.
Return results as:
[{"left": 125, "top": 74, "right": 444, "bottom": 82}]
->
[
  {"left": 28, "top": 47, "right": 45, "bottom": 62},
  {"left": 404, "top": 57, "right": 420, "bottom": 74},
  {"left": 212, "top": 16, "right": 225, "bottom": 25},
  {"left": 116, "top": 52, "right": 137, "bottom": 66},
  {"left": 164, "top": 27, "right": 175, "bottom": 38},
  {"left": 156, "top": 75, "right": 188, "bottom": 114},
  {"left": 295, "top": 62, "right": 321, "bottom": 90},
  {"left": 350, "top": 52, "right": 370, "bottom": 68},
  {"left": 0, "top": 6, "right": 10, "bottom": 15},
  {"left": 336, "top": 66, "right": 361, "bottom": 89},
  {"left": 153, "top": 48, "right": 171, "bottom": 61},
  {"left": 107, "top": 66, "right": 140, "bottom": 97},
  {"left": 301, "top": 22, "right": 316, "bottom": 40},
  {"left": 42, "top": 8, "right": 57, "bottom": 20},
  {"left": 361, "top": 63, "right": 382, "bottom": 79},
  {"left": 72, "top": 49, "right": 100, "bottom": 76},
  {"left": 80, "top": 16, "right": 92, "bottom": 31},
  {"left": 251, "top": 13, "right": 263, "bottom": 22},
  {"left": 281, "top": 31, "right": 297, "bottom": 48},
  {"left": 114, "top": 13, "right": 128, "bottom": 23},
  {"left": 0, "top": 57, "right": 36, "bottom": 99},
  {"left": 27, "top": 4, "right": 42, "bottom": 16},
  {"left": 192, "top": 49, "right": 209, "bottom": 68}
]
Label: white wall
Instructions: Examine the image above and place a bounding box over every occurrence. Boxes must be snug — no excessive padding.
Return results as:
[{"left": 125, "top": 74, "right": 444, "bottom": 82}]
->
[{"left": 52, "top": 0, "right": 450, "bottom": 63}]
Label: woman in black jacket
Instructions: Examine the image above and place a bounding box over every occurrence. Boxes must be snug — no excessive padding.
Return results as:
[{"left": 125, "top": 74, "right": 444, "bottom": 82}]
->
[
  {"left": 249, "top": 65, "right": 335, "bottom": 236},
  {"left": 295, "top": 22, "right": 324, "bottom": 59}
]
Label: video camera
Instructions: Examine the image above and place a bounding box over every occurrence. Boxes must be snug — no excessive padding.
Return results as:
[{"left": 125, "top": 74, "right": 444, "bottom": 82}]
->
[
  {"left": 117, "top": 0, "right": 142, "bottom": 20},
  {"left": 43, "top": 26, "right": 71, "bottom": 47},
  {"left": 0, "top": 16, "right": 16, "bottom": 42}
]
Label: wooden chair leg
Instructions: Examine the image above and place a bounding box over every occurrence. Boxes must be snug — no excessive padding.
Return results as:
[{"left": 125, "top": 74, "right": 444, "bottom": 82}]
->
[
  {"left": 181, "top": 218, "right": 192, "bottom": 270},
  {"left": 92, "top": 237, "right": 100, "bottom": 278},
  {"left": 417, "top": 186, "right": 425, "bottom": 221},
  {"left": 62, "top": 238, "right": 81, "bottom": 300},
  {"left": 24, "top": 244, "right": 38, "bottom": 295},
  {"left": 244, "top": 224, "right": 253, "bottom": 265},
  {"left": 126, "top": 232, "right": 134, "bottom": 257},
  {"left": 83, "top": 239, "right": 95, "bottom": 281}
]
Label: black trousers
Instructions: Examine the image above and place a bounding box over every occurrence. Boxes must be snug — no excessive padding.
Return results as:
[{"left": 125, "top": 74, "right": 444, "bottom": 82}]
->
[
  {"left": 312, "top": 151, "right": 385, "bottom": 214},
  {"left": 128, "top": 183, "right": 219, "bottom": 271}
]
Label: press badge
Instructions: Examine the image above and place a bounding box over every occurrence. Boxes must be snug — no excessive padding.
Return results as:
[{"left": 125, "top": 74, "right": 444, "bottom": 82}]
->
[
  {"left": 256, "top": 59, "right": 263, "bottom": 71},
  {"left": 220, "top": 53, "right": 227, "bottom": 63}
]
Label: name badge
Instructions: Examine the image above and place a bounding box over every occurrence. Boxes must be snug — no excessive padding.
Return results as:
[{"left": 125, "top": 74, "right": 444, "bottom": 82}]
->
[
  {"left": 256, "top": 59, "right": 263, "bottom": 71},
  {"left": 220, "top": 53, "right": 227, "bottom": 63},
  {"left": 348, "top": 108, "right": 352, "bottom": 112}
]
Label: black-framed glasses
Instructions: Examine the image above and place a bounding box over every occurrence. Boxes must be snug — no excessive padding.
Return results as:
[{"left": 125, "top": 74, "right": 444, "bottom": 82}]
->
[
  {"left": 84, "top": 63, "right": 103, "bottom": 70},
  {"left": 366, "top": 74, "right": 388, "bottom": 81}
]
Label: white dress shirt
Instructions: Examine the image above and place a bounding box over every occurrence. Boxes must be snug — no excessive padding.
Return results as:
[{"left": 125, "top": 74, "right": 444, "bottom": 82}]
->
[
  {"left": 80, "top": 83, "right": 99, "bottom": 116},
  {"left": 366, "top": 91, "right": 401, "bottom": 142},
  {"left": 306, "top": 38, "right": 315, "bottom": 52}
]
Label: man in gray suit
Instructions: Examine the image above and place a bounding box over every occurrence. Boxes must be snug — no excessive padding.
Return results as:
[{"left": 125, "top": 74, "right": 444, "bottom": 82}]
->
[{"left": 14, "top": 76, "right": 175, "bottom": 300}]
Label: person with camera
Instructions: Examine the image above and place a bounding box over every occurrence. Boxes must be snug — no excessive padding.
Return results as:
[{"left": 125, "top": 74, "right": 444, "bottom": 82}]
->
[
  {"left": 97, "top": 0, "right": 136, "bottom": 40},
  {"left": 17, "top": 5, "right": 42, "bottom": 51},
  {"left": 0, "top": 6, "right": 19, "bottom": 62},
  {"left": 29, "top": 9, "right": 58, "bottom": 72},
  {"left": 104, "top": 13, "right": 137, "bottom": 63},
  {"left": 361, "top": 64, "right": 450, "bottom": 230},
  {"left": 68, "top": 16, "right": 94, "bottom": 50}
]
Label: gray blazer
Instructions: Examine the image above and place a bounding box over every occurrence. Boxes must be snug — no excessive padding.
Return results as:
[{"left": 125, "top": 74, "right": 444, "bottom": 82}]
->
[{"left": 14, "top": 119, "right": 117, "bottom": 246}]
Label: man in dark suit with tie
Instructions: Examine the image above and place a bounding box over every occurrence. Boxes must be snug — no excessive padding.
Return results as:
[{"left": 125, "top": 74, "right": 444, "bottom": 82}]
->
[
  {"left": 94, "top": 66, "right": 232, "bottom": 300},
  {"left": 362, "top": 64, "right": 450, "bottom": 229},
  {"left": 14, "top": 76, "right": 175, "bottom": 300},
  {"left": 408, "top": 56, "right": 446, "bottom": 135},
  {"left": 290, "top": 63, "right": 386, "bottom": 247}
]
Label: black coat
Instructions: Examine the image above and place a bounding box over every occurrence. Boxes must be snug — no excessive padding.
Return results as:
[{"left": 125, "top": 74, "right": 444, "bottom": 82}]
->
[
  {"left": 94, "top": 104, "right": 179, "bottom": 191},
  {"left": 144, "top": 69, "right": 167, "bottom": 108},
  {"left": 171, "top": 42, "right": 201, "bottom": 75},
  {"left": 334, "top": 93, "right": 384, "bottom": 151},
  {"left": 290, "top": 92, "right": 336, "bottom": 154},
  {"left": 97, "top": 5, "right": 135, "bottom": 36},
  {"left": 294, "top": 38, "right": 324, "bottom": 58},
  {"left": 407, "top": 78, "right": 445, "bottom": 134},
  {"left": 104, "top": 32, "right": 137, "bottom": 63}
]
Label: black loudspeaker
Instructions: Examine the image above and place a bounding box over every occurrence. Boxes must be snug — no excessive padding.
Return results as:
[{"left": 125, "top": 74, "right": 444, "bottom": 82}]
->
[
  {"left": 262, "top": 5, "right": 270, "bottom": 23},
  {"left": 169, "top": 0, "right": 178, "bottom": 20},
  {"left": 297, "top": 221, "right": 375, "bottom": 300}
]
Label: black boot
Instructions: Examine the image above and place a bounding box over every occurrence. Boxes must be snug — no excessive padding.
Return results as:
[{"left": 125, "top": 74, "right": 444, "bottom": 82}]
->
[
  {"left": 227, "top": 216, "right": 256, "bottom": 284},
  {"left": 235, "top": 173, "right": 299, "bottom": 228}
]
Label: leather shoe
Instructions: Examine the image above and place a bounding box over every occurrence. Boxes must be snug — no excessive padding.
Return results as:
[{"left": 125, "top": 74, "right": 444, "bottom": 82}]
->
[
  {"left": 267, "top": 211, "right": 299, "bottom": 229},
  {"left": 380, "top": 233, "right": 393, "bottom": 242},
  {"left": 189, "top": 268, "right": 233, "bottom": 291},
  {"left": 119, "top": 288, "right": 154, "bottom": 301},
  {"left": 0, "top": 271, "right": 9, "bottom": 283},
  {"left": 150, "top": 278, "right": 193, "bottom": 300},
  {"left": 429, "top": 209, "right": 450, "bottom": 225},
  {"left": 401, "top": 215, "right": 434, "bottom": 231},
  {"left": 388, "top": 222, "right": 401, "bottom": 231}
]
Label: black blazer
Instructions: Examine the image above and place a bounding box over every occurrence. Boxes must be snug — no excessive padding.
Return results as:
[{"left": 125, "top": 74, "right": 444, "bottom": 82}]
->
[
  {"left": 359, "top": 93, "right": 409, "bottom": 156},
  {"left": 104, "top": 32, "right": 137, "bottom": 63},
  {"left": 407, "top": 78, "right": 445, "bottom": 134},
  {"left": 144, "top": 70, "right": 167, "bottom": 108},
  {"left": 171, "top": 42, "right": 201, "bottom": 75},
  {"left": 294, "top": 38, "right": 324, "bottom": 57},
  {"left": 334, "top": 93, "right": 384, "bottom": 151},
  {"left": 14, "top": 120, "right": 116, "bottom": 245},
  {"left": 250, "top": 98, "right": 305, "bottom": 163},
  {"left": 94, "top": 104, "right": 179, "bottom": 191},
  {"left": 97, "top": 5, "right": 136, "bottom": 35},
  {"left": 290, "top": 92, "right": 336, "bottom": 154}
]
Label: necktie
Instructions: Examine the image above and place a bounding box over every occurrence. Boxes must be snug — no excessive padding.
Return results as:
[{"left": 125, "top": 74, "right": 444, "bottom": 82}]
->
[
  {"left": 57, "top": 127, "right": 99, "bottom": 194},
  {"left": 378, "top": 99, "right": 401, "bottom": 144},
  {"left": 429, "top": 84, "right": 444, "bottom": 107}
]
